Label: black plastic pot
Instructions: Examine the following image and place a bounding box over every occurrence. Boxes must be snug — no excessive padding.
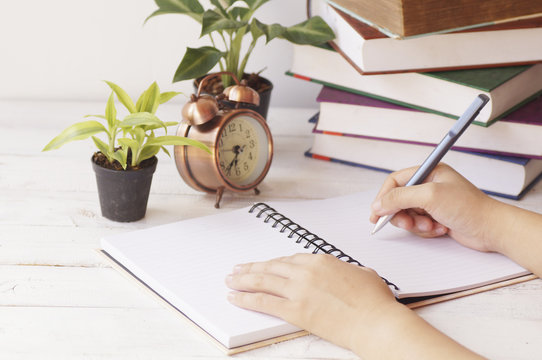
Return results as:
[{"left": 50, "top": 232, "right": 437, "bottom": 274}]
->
[
  {"left": 194, "top": 74, "right": 273, "bottom": 119},
  {"left": 91, "top": 156, "right": 157, "bottom": 222}
]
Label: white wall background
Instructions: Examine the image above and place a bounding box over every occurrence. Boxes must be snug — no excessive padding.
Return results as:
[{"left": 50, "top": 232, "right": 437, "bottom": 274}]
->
[{"left": 0, "top": 0, "right": 321, "bottom": 108}]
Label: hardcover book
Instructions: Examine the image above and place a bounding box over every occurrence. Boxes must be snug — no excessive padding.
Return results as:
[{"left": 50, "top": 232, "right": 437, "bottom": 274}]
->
[
  {"left": 288, "top": 44, "right": 542, "bottom": 126},
  {"left": 325, "top": 0, "right": 542, "bottom": 38},
  {"left": 315, "top": 86, "right": 542, "bottom": 158},
  {"left": 309, "top": 0, "right": 542, "bottom": 73},
  {"left": 307, "top": 130, "right": 542, "bottom": 200}
]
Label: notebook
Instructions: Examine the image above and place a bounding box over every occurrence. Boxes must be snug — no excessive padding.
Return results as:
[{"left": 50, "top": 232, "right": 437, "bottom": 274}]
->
[{"left": 100, "top": 191, "right": 532, "bottom": 354}]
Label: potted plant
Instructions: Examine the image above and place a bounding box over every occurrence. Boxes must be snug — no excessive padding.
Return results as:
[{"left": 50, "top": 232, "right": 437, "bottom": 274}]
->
[
  {"left": 42, "top": 81, "right": 211, "bottom": 222},
  {"left": 146, "top": 0, "right": 335, "bottom": 118}
]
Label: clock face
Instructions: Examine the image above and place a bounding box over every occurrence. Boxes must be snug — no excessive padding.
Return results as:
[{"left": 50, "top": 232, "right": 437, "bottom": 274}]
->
[{"left": 216, "top": 114, "right": 270, "bottom": 187}]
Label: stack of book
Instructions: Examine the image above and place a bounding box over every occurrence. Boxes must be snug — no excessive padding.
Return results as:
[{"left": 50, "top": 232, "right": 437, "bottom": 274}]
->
[{"left": 289, "top": 0, "right": 542, "bottom": 199}]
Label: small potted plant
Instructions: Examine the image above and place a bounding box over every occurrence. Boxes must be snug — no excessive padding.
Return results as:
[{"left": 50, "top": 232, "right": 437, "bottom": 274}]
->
[
  {"left": 146, "top": 0, "right": 335, "bottom": 118},
  {"left": 42, "top": 81, "right": 211, "bottom": 222}
]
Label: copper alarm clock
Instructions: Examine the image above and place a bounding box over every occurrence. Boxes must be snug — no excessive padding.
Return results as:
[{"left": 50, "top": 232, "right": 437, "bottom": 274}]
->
[{"left": 174, "top": 72, "right": 273, "bottom": 208}]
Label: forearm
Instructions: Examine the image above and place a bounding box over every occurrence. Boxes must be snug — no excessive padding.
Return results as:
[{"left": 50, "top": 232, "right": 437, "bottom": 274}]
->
[
  {"left": 350, "top": 302, "right": 485, "bottom": 360},
  {"left": 489, "top": 201, "right": 542, "bottom": 277}
]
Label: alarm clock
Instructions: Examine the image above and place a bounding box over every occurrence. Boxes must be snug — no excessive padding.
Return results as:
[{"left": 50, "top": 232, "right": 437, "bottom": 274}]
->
[{"left": 174, "top": 72, "right": 274, "bottom": 208}]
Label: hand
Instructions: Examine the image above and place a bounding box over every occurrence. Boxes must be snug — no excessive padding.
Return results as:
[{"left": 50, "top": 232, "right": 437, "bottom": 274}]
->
[
  {"left": 369, "top": 163, "right": 499, "bottom": 252},
  {"left": 225, "top": 253, "right": 399, "bottom": 352}
]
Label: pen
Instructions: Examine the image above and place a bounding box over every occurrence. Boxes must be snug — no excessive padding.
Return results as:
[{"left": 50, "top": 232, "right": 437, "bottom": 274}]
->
[{"left": 371, "top": 94, "right": 490, "bottom": 235}]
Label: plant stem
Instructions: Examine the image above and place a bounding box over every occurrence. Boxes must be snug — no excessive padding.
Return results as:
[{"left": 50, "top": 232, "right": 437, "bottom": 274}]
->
[
  {"left": 209, "top": 34, "right": 225, "bottom": 72},
  {"left": 238, "top": 38, "right": 257, "bottom": 80}
]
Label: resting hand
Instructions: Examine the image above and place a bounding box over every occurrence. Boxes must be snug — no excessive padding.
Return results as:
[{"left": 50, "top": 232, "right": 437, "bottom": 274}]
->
[
  {"left": 370, "top": 163, "right": 498, "bottom": 252},
  {"left": 225, "top": 253, "right": 398, "bottom": 352},
  {"left": 226, "top": 253, "right": 484, "bottom": 359}
]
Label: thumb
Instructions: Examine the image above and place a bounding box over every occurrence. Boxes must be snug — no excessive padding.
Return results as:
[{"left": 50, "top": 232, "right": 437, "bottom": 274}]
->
[{"left": 372, "top": 184, "right": 433, "bottom": 215}]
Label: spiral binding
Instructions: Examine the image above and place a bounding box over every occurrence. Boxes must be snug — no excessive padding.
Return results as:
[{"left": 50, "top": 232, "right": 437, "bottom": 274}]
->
[{"left": 249, "top": 202, "right": 399, "bottom": 290}]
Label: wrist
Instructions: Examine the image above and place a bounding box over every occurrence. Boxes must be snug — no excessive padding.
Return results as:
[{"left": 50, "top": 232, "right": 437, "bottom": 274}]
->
[
  {"left": 348, "top": 300, "right": 407, "bottom": 357},
  {"left": 477, "top": 197, "right": 511, "bottom": 253}
]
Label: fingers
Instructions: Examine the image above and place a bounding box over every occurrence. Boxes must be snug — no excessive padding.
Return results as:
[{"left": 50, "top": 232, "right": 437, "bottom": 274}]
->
[
  {"left": 390, "top": 210, "right": 448, "bottom": 237},
  {"left": 372, "top": 183, "right": 434, "bottom": 217},
  {"left": 226, "top": 272, "right": 289, "bottom": 297},
  {"left": 373, "top": 166, "right": 420, "bottom": 202},
  {"left": 225, "top": 255, "right": 306, "bottom": 317},
  {"left": 227, "top": 290, "right": 288, "bottom": 318}
]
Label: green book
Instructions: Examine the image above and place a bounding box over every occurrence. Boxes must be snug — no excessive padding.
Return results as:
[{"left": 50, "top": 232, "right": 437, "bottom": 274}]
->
[{"left": 289, "top": 45, "right": 542, "bottom": 126}]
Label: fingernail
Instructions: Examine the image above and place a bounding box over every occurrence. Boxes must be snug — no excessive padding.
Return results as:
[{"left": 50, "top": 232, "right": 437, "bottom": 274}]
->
[
  {"left": 372, "top": 199, "right": 382, "bottom": 211},
  {"left": 435, "top": 225, "right": 447, "bottom": 236},
  {"left": 225, "top": 274, "right": 233, "bottom": 284},
  {"left": 232, "top": 264, "right": 243, "bottom": 274},
  {"left": 227, "top": 292, "right": 236, "bottom": 302}
]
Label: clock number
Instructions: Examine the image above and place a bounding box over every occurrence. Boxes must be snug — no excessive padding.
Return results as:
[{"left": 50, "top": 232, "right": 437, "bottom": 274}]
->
[
  {"left": 220, "top": 161, "right": 225, "bottom": 169},
  {"left": 245, "top": 129, "right": 251, "bottom": 138},
  {"left": 249, "top": 139, "right": 255, "bottom": 149},
  {"left": 228, "top": 123, "right": 236, "bottom": 133},
  {"left": 248, "top": 152, "right": 253, "bottom": 161},
  {"left": 243, "top": 162, "right": 249, "bottom": 171},
  {"left": 235, "top": 168, "right": 241, "bottom": 176}
]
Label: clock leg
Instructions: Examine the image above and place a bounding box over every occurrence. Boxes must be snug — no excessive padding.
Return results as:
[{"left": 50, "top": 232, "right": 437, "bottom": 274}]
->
[
  {"left": 215, "top": 186, "right": 225, "bottom": 208},
  {"left": 254, "top": 187, "right": 260, "bottom": 195}
]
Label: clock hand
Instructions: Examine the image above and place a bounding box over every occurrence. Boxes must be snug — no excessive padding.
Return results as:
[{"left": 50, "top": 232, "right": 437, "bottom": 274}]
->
[{"left": 225, "top": 149, "right": 240, "bottom": 176}]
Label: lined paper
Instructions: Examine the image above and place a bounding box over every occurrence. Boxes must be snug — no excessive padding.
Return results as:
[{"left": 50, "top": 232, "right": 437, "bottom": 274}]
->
[{"left": 101, "top": 191, "right": 529, "bottom": 349}]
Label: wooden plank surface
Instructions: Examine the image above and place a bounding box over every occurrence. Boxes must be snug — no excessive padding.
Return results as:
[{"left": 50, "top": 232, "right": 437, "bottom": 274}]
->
[{"left": 1, "top": 100, "right": 542, "bottom": 359}]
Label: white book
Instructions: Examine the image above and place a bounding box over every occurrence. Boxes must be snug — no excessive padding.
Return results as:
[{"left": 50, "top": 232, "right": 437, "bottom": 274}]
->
[
  {"left": 101, "top": 191, "right": 530, "bottom": 353},
  {"left": 308, "top": 132, "right": 542, "bottom": 199}
]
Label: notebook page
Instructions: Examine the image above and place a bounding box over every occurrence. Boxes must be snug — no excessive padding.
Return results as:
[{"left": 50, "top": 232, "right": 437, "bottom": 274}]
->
[
  {"left": 266, "top": 191, "right": 529, "bottom": 298},
  {"left": 102, "top": 207, "right": 314, "bottom": 349}
]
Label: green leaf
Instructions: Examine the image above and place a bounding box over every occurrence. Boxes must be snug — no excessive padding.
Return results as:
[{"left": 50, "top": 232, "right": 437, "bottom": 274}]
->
[
  {"left": 200, "top": 9, "right": 246, "bottom": 37},
  {"left": 118, "top": 137, "right": 140, "bottom": 154},
  {"left": 242, "top": 0, "right": 269, "bottom": 12},
  {"left": 120, "top": 112, "right": 166, "bottom": 130},
  {"left": 229, "top": 6, "right": 250, "bottom": 21},
  {"left": 145, "top": 0, "right": 205, "bottom": 23},
  {"left": 84, "top": 114, "right": 107, "bottom": 121},
  {"left": 43, "top": 121, "right": 107, "bottom": 151},
  {"left": 253, "top": 19, "right": 285, "bottom": 43},
  {"left": 138, "top": 145, "right": 161, "bottom": 163},
  {"left": 209, "top": 0, "right": 229, "bottom": 18},
  {"left": 146, "top": 135, "right": 211, "bottom": 154},
  {"left": 173, "top": 46, "right": 223, "bottom": 82},
  {"left": 105, "top": 92, "right": 117, "bottom": 130},
  {"left": 160, "top": 145, "right": 171, "bottom": 158},
  {"left": 142, "top": 121, "right": 177, "bottom": 132},
  {"left": 137, "top": 82, "right": 160, "bottom": 113},
  {"left": 132, "top": 127, "right": 146, "bottom": 145},
  {"left": 104, "top": 81, "right": 137, "bottom": 113},
  {"left": 220, "top": 0, "right": 238, "bottom": 7},
  {"left": 111, "top": 148, "right": 128, "bottom": 169},
  {"left": 159, "top": 91, "right": 183, "bottom": 104},
  {"left": 91, "top": 136, "right": 110, "bottom": 157},
  {"left": 281, "top": 16, "right": 335, "bottom": 45}
]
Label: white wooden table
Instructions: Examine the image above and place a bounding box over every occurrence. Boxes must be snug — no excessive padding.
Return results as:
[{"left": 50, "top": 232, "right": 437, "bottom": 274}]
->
[{"left": 2, "top": 100, "right": 542, "bottom": 359}]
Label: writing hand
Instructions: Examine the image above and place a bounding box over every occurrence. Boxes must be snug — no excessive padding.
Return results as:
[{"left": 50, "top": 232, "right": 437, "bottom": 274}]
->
[{"left": 369, "top": 163, "right": 498, "bottom": 252}]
